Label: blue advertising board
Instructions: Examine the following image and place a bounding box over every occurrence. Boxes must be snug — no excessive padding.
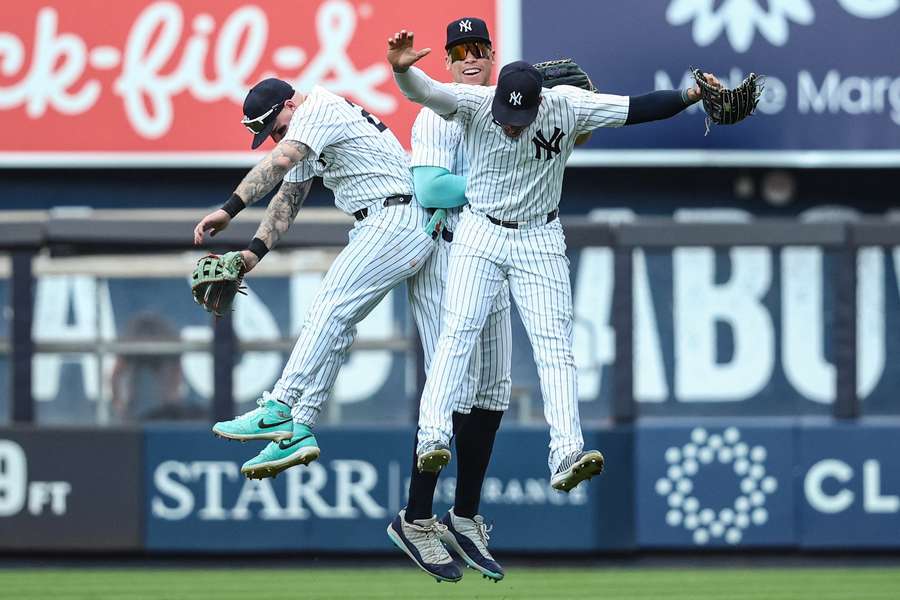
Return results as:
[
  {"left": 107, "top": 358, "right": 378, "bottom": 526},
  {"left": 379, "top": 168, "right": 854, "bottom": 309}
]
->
[
  {"left": 636, "top": 420, "right": 795, "bottom": 547},
  {"left": 797, "top": 419, "right": 900, "bottom": 548},
  {"left": 143, "top": 425, "right": 635, "bottom": 552},
  {"left": 522, "top": 0, "right": 900, "bottom": 164}
]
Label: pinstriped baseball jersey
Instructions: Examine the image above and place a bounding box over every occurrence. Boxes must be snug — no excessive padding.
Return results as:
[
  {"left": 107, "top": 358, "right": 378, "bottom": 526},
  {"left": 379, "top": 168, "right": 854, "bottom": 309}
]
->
[
  {"left": 408, "top": 79, "right": 627, "bottom": 474},
  {"left": 408, "top": 106, "right": 512, "bottom": 413},
  {"left": 410, "top": 107, "right": 468, "bottom": 230},
  {"left": 445, "top": 83, "right": 629, "bottom": 221},
  {"left": 283, "top": 85, "right": 413, "bottom": 213},
  {"left": 250, "top": 87, "right": 436, "bottom": 428}
]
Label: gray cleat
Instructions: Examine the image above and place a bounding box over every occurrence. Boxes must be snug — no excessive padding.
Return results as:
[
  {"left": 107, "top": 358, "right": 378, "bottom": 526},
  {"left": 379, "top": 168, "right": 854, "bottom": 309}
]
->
[
  {"left": 416, "top": 441, "right": 451, "bottom": 474},
  {"left": 550, "top": 450, "right": 605, "bottom": 492}
]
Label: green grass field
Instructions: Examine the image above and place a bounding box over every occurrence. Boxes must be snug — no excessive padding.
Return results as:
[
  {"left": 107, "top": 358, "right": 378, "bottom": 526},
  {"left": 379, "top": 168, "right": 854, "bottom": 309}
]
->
[{"left": 1, "top": 567, "right": 899, "bottom": 599}]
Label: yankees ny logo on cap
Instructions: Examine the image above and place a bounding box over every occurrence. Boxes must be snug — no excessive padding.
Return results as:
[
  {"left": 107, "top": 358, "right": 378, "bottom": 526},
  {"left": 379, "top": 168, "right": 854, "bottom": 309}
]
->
[
  {"left": 492, "top": 61, "right": 542, "bottom": 127},
  {"left": 445, "top": 17, "right": 491, "bottom": 50}
]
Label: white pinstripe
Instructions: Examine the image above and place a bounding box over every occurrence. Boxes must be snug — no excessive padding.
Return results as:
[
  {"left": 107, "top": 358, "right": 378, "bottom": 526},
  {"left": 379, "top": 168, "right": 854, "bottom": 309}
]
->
[
  {"left": 444, "top": 83, "right": 628, "bottom": 220},
  {"left": 264, "top": 87, "right": 435, "bottom": 425},
  {"left": 408, "top": 108, "right": 512, "bottom": 413},
  {"left": 414, "top": 83, "right": 627, "bottom": 473},
  {"left": 276, "top": 202, "right": 434, "bottom": 425},
  {"left": 283, "top": 86, "right": 414, "bottom": 210}
]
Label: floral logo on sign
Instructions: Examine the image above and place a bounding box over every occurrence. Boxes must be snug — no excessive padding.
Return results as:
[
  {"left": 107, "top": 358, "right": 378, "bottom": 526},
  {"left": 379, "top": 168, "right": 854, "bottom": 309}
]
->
[
  {"left": 666, "top": 0, "right": 815, "bottom": 52},
  {"left": 655, "top": 427, "right": 778, "bottom": 546},
  {"left": 667, "top": 0, "right": 899, "bottom": 52}
]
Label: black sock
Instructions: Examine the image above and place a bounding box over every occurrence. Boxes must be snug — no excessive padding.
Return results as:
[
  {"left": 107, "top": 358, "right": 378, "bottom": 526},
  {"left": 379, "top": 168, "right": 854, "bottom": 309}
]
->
[
  {"left": 453, "top": 408, "right": 503, "bottom": 519},
  {"left": 404, "top": 413, "right": 469, "bottom": 523}
]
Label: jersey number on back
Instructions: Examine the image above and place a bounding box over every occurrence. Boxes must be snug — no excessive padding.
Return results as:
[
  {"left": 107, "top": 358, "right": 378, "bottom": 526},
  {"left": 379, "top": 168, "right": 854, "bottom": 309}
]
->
[{"left": 345, "top": 98, "right": 388, "bottom": 133}]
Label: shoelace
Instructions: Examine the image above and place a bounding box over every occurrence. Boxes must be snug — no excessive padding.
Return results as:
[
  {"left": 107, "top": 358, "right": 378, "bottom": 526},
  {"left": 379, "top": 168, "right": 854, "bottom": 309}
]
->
[
  {"left": 414, "top": 520, "right": 448, "bottom": 538},
  {"left": 237, "top": 397, "right": 267, "bottom": 420},
  {"left": 410, "top": 520, "right": 450, "bottom": 563},
  {"left": 557, "top": 452, "right": 580, "bottom": 473},
  {"left": 475, "top": 519, "right": 492, "bottom": 545}
]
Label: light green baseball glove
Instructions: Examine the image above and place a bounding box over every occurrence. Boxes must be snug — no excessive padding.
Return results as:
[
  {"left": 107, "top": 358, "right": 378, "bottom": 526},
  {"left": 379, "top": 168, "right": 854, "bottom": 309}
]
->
[{"left": 191, "top": 251, "right": 247, "bottom": 316}]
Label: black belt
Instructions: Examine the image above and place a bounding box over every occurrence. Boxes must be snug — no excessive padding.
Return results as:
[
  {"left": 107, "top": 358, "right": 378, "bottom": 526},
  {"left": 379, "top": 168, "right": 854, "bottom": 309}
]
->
[
  {"left": 353, "top": 194, "right": 412, "bottom": 221},
  {"left": 486, "top": 209, "right": 558, "bottom": 229}
]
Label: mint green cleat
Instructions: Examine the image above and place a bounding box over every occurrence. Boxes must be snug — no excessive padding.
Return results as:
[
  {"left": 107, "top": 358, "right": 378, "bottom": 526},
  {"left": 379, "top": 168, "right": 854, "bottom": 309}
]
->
[
  {"left": 212, "top": 395, "right": 294, "bottom": 442},
  {"left": 240, "top": 424, "right": 320, "bottom": 479}
]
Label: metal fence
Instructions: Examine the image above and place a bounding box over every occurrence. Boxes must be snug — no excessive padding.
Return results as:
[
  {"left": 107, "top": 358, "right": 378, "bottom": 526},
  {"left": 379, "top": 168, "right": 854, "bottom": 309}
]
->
[{"left": 2, "top": 210, "right": 898, "bottom": 425}]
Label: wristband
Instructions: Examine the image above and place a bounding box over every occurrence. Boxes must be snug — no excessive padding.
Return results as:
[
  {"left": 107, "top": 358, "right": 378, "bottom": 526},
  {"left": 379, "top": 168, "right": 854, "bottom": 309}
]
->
[
  {"left": 221, "top": 193, "right": 245, "bottom": 218},
  {"left": 248, "top": 237, "right": 269, "bottom": 260}
]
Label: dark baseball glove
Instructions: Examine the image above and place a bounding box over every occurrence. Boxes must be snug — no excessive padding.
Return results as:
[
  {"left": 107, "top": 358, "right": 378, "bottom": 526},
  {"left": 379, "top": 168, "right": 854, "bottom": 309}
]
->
[
  {"left": 191, "top": 251, "right": 247, "bottom": 316},
  {"left": 692, "top": 68, "right": 763, "bottom": 133},
  {"left": 535, "top": 58, "right": 596, "bottom": 92}
]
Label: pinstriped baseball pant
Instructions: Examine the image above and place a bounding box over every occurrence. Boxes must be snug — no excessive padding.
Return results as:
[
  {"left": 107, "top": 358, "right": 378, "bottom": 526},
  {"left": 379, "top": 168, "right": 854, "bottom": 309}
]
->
[
  {"left": 271, "top": 202, "right": 434, "bottom": 426},
  {"left": 417, "top": 210, "right": 584, "bottom": 474},
  {"left": 408, "top": 227, "right": 512, "bottom": 414}
]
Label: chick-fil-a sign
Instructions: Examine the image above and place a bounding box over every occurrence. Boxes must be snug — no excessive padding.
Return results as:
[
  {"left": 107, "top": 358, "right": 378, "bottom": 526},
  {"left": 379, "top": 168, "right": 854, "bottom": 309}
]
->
[{"left": 0, "top": 0, "right": 497, "bottom": 165}]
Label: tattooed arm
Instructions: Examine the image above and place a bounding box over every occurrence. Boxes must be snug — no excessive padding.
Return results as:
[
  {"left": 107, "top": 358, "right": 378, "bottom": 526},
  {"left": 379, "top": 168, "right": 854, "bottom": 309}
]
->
[
  {"left": 192, "top": 140, "right": 309, "bottom": 245},
  {"left": 240, "top": 178, "right": 313, "bottom": 272},
  {"left": 236, "top": 140, "right": 310, "bottom": 206},
  {"left": 253, "top": 179, "right": 313, "bottom": 248}
]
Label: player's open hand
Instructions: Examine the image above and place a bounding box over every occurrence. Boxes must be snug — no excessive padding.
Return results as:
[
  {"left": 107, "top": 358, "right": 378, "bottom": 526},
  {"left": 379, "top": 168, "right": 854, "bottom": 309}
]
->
[
  {"left": 387, "top": 30, "right": 431, "bottom": 73},
  {"left": 686, "top": 72, "right": 722, "bottom": 103},
  {"left": 193, "top": 209, "right": 231, "bottom": 245}
]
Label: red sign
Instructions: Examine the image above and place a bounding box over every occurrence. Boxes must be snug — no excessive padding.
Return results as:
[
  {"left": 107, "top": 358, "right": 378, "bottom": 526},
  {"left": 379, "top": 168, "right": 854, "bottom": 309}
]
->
[{"left": 0, "top": 0, "right": 500, "bottom": 164}]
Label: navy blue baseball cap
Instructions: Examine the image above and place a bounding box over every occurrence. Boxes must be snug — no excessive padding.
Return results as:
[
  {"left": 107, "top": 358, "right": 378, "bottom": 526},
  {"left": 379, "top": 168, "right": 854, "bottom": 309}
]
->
[
  {"left": 242, "top": 78, "right": 295, "bottom": 149},
  {"left": 491, "top": 61, "right": 542, "bottom": 127},
  {"left": 445, "top": 17, "right": 491, "bottom": 49}
]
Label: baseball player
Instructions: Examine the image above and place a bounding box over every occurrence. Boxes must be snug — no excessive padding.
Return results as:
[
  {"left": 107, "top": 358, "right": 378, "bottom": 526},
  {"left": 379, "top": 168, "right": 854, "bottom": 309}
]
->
[
  {"left": 193, "top": 77, "right": 435, "bottom": 479},
  {"left": 387, "top": 31, "right": 721, "bottom": 493},
  {"left": 389, "top": 17, "right": 510, "bottom": 583}
]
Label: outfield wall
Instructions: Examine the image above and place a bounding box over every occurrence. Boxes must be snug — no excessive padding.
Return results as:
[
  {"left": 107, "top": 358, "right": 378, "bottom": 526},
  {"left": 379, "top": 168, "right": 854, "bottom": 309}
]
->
[{"left": 2, "top": 420, "right": 898, "bottom": 552}]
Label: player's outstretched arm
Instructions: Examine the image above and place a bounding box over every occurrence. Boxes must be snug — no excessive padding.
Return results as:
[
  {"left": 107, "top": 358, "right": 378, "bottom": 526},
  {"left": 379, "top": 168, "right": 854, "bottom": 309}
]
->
[
  {"left": 239, "top": 178, "right": 313, "bottom": 273},
  {"left": 623, "top": 72, "right": 722, "bottom": 126},
  {"left": 388, "top": 30, "right": 459, "bottom": 116}
]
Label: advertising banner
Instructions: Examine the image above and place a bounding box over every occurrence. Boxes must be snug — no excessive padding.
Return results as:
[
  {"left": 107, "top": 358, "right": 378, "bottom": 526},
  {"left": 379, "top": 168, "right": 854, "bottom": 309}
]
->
[
  {"left": 0, "top": 0, "right": 501, "bottom": 166},
  {"left": 9, "top": 230, "right": 900, "bottom": 428},
  {"left": 636, "top": 421, "right": 795, "bottom": 547},
  {"left": 0, "top": 428, "right": 142, "bottom": 550},
  {"left": 797, "top": 420, "right": 900, "bottom": 548},
  {"left": 144, "top": 425, "right": 634, "bottom": 552},
  {"left": 522, "top": 0, "right": 900, "bottom": 166}
]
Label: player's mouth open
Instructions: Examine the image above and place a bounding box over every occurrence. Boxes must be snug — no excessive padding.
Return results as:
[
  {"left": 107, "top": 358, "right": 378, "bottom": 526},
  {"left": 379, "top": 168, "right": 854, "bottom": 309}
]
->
[{"left": 463, "top": 68, "right": 481, "bottom": 76}]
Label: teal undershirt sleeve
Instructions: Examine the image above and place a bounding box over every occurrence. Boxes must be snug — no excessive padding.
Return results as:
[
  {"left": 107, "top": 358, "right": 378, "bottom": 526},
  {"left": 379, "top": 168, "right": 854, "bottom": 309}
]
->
[{"left": 412, "top": 166, "right": 468, "bottom": 209}]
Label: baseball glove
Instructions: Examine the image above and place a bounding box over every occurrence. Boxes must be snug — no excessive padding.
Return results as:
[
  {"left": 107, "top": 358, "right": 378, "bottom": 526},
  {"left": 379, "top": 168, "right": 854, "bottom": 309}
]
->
[
  {"left": 191, "top": 251, "right": 247, "bottom": 316},
  {"left": 692, "top": 68, "right": 763, "bottom": 134},
  {"left": 535, "top": 58, "right": 596, "bottom": 92}
]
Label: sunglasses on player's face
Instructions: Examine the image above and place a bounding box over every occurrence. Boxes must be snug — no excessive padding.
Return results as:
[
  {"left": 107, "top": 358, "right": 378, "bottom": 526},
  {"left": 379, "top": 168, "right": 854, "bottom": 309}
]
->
[
  {"left": 241, "top": 102, "right": 284, "bottom": 134},
  {"left": 448, "top": 42, "right": 492, "bottom": 62}
]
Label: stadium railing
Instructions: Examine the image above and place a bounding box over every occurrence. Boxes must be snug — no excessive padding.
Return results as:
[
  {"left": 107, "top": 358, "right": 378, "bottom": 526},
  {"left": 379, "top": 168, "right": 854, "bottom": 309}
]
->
[{"left": 3, "top": 210, "right": 897, "bottom": 425}]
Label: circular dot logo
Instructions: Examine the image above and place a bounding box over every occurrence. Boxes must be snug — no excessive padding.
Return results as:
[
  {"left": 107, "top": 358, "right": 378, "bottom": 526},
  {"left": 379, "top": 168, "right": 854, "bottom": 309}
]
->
[{"left": 655, "top": 427, "right": 778, "bottom": 546}]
